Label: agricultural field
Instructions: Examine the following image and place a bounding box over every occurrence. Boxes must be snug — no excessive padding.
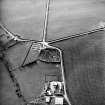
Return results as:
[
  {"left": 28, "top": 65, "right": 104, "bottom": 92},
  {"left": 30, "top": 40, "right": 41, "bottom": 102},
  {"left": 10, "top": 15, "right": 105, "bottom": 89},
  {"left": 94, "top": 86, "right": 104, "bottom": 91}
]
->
[
  {"left": 0, "top": 60, "right": 21, "bottom": 105},
  {"left": 0, "top": 0, "right": 105, "bottom": 41},
  {"left": 0, "top": 0, "right": 105, "bottom": 105},
  {"left": 50, "top": 30, "right": 105, "bottom": 105}
]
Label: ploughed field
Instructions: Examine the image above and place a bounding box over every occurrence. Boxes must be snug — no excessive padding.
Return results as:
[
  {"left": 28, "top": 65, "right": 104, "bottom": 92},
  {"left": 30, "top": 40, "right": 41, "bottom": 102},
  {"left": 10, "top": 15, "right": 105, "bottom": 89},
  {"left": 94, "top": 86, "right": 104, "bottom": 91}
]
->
[
  {"left": 50, "top": 30, "right": 105, "bottom": 105},
  {"left": 1, "top": 0, "right": 105, "bottom": 41}
]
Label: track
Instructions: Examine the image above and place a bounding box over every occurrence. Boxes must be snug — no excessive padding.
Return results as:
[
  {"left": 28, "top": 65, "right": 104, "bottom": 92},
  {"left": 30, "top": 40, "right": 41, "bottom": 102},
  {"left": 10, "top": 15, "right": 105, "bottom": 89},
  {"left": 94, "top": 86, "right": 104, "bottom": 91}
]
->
[{"left": 48, "top": 26, "right": 105, "bottom": 44}]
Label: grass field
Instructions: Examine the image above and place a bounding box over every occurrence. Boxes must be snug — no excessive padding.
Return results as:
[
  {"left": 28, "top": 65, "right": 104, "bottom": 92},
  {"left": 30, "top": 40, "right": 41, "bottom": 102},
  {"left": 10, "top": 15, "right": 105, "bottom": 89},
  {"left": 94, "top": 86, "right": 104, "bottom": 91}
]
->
[
  {"left": 0, "top": 60, "right": 21, "bottom": 105},
  {"left": 0, "top": 59, "right": 62, "bottom": 105}
]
